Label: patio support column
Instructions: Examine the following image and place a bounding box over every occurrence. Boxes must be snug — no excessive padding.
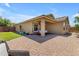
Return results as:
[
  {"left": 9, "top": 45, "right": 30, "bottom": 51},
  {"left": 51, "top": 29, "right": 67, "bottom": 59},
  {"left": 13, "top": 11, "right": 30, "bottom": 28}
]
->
[{"left": 40, "top": 19, "right": 45, "bottom": 36}]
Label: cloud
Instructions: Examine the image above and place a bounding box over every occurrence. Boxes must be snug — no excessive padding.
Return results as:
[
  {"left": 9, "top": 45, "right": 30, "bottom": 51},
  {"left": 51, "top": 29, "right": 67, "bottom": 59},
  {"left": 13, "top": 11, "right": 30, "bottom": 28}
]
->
[
  {"left": 49, "top": 8, "right": 62, "bottom": 18},
  {"left": 50, "top": 8, "right": 57, "bottom": 13},
  {"left": 72, "top": 13, "right": 79, "bottom": 18},
  {"left": 0, "top": 7, "right": 35, "bottom": 23},
  {"left": 0, "top": 7, "right": 7, "bottom": 17},
  {"left": 7, "top": 14, "right": 35, "bottom": 23},
  {"left": 4, "top": 3, "right": 10, "bottom": 7}
]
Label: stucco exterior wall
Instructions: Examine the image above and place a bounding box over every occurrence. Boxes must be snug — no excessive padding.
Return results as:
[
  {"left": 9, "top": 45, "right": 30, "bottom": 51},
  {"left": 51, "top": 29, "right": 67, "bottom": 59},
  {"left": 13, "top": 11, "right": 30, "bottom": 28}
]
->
[
  {"left": 65, "top": 20, "right": 70, "bottom": 33},
  {"left": 15, "top": 21, "right": 33, "bottom": 34},
  {"left": 15, "top": 17, "right": 69, "bottom": 35},
  {"left": 15, "top": 25, "right": 20, "bottom": 32},
  {"left": 46, "top": 22, "right": 65, "bottom": 34}
]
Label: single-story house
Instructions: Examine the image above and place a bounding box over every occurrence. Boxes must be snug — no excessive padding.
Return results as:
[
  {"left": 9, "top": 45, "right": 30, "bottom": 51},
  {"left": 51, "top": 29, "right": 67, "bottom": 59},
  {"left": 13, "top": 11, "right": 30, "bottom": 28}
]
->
[{"left": 15, "top": 14, "right": 70, "bottom": 36}]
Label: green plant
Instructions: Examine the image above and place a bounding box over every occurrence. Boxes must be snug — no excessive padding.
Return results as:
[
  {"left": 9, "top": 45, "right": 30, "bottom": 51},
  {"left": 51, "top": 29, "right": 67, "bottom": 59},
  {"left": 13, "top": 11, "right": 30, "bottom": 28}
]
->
[
  {"left": 0, "top": 32, "right": 22, "bottom": 41},
  {"left": 0, "top": 17, "right": 15, "bottom": 27},
  {"left": 74, "top": 16, "right": 79, "bottom": 31}
]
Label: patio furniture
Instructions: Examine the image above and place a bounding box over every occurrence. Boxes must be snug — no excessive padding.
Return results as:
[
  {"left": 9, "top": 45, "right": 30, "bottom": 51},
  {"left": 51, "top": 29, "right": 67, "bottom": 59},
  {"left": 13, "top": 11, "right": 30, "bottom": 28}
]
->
[{"left": 33, "top": 30, "right": 48, "bottom": 35}]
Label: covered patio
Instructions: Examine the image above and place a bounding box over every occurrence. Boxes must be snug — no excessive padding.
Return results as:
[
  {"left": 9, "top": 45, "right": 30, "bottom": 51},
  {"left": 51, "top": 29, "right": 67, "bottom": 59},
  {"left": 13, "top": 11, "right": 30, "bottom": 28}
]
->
[{"left": 32, "top": 17, "right": 58, "bottom": 36}]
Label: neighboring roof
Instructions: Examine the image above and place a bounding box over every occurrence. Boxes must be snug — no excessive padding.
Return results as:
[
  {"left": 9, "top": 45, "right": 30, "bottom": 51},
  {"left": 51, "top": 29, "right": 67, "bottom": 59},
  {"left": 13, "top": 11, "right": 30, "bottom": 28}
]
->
[
  {"left": 44, "top": 14, "right": 55, "bottom": 19},
  {"left": 16, "top": 14, "right": 69, "bottom": 25},
  {"left": 56, "top": 16, "right": 69, "bottom": 23},
  {"left": 56, "top": 16, "right": 68, "bottom": 21}
]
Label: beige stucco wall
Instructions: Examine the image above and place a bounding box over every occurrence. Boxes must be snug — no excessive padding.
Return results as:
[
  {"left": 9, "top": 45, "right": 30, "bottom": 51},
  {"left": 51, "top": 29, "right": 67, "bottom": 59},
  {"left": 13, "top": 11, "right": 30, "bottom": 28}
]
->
[
  {"left": 15, "top": 18, "right": 69, "bottom": 35},
  {"left": 65, "top": 20, "right": 70, "bottom": 33},
  {"left": 15, "top": 21, "right": 33, "bottom": 34},
  {"left": 46, "top": 22, "right": 66, "bottom": 34}
]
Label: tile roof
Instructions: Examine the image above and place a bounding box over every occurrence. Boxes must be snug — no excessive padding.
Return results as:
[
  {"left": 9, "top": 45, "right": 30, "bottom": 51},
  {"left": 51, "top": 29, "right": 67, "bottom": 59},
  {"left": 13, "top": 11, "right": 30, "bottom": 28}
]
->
[
  {"left": 56, "top": 16, "right": 68, "bottom": 21},
  {"left": 16, "top": 14, "right": 68, "bottom": 25}
]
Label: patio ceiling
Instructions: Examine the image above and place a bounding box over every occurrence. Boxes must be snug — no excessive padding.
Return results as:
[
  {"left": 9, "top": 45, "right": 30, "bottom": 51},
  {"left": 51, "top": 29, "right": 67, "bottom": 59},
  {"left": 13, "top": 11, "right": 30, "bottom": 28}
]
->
[
  {"left": 16, "top": 14, "right": 66, "bottom": 25},
  {"left": 32, "top": 17, "right": 59, "bottom": 24}
]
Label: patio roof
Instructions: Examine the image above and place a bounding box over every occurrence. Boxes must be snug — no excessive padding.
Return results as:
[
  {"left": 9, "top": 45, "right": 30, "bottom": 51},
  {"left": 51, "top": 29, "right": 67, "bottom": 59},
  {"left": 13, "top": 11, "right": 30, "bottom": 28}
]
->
[{"left": 15, "top": 14, "right": 68, "bottom": 25}]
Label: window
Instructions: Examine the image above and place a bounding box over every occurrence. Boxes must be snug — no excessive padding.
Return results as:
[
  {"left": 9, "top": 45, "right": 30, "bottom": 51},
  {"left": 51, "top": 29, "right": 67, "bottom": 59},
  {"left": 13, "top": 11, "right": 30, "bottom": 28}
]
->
[
  {"left": 63, "top": 22, "right": 68, "bottom": 31},
  {"left": 34, "top": 24, "right": 38, "bottom": 31},
  {"left": 19, "top": 25, "right": 22, "bottom": 31},
  {"left": 63, "top": 22, "right": 66, "bottom": 30}
]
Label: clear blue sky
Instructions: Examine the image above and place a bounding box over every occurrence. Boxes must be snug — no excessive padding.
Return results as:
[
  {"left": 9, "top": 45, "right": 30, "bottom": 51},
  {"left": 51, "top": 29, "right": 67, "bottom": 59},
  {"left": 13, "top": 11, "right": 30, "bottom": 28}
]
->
[{"left": 0, "top": 3, "right": 79, "bottom": 26}]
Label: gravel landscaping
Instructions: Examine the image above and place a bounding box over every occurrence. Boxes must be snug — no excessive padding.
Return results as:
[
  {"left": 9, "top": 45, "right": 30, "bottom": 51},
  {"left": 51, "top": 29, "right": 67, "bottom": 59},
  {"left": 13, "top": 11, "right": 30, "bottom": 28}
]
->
[{"left": 0, "top": 43, "right": 8, "bottom": 56}]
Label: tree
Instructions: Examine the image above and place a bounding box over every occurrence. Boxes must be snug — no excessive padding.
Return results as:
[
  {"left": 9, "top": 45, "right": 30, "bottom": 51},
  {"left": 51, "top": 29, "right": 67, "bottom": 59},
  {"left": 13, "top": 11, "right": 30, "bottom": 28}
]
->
[
  {"left": 74, "top": 16, "right": 79, "bottom": 31},
  {"left": 0, "top": 17, "right": 14, "bottom": 27}
]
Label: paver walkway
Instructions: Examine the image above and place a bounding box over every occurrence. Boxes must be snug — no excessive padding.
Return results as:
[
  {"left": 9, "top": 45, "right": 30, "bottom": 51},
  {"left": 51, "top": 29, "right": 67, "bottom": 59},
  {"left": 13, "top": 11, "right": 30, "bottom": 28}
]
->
[{"left": 7, "top": 33, "right": 79, "bottom": 56}]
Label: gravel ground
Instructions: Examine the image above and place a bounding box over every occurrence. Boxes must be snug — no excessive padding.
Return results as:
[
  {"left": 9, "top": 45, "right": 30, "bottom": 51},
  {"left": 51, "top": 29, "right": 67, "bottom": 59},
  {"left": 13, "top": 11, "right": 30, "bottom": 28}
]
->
[
  {"left": 0, "top": 43, "right": 8, "bottom": 56},
  {"left": 7, "top": 33, "right": 79, "bottom": 56}
]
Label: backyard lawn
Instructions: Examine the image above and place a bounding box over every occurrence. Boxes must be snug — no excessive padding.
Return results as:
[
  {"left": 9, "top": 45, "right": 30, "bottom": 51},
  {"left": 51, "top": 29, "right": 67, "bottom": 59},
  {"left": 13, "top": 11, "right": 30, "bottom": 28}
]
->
[{"left": 0, "top": 32, "right": 22, "bottom": 41}]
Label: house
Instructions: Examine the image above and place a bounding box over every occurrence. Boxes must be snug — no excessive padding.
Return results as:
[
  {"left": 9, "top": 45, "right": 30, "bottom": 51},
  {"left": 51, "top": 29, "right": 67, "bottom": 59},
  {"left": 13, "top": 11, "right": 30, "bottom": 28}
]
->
[{"left": 15, "top": 14, "right": 70, "bottom": 36}]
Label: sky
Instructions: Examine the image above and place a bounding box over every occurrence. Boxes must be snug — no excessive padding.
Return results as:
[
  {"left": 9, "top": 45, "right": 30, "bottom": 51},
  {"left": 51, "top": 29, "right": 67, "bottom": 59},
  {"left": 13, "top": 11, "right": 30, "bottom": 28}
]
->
[{"left": 0, "top": 3, "right": 79, "bottom": 26}]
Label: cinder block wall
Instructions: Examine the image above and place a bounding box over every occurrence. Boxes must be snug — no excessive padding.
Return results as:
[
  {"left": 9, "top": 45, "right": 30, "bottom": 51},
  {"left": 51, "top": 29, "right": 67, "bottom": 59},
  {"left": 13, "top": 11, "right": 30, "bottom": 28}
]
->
[{"left": 0, "top": 26, "right": 15, "bottom": 32}]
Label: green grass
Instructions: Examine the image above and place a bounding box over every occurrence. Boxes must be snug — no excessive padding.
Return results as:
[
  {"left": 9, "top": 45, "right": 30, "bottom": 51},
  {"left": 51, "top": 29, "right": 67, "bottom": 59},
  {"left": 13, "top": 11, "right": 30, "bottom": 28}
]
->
[{"left": 0, "top": 32, "right": 22, "bottom": 41}]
